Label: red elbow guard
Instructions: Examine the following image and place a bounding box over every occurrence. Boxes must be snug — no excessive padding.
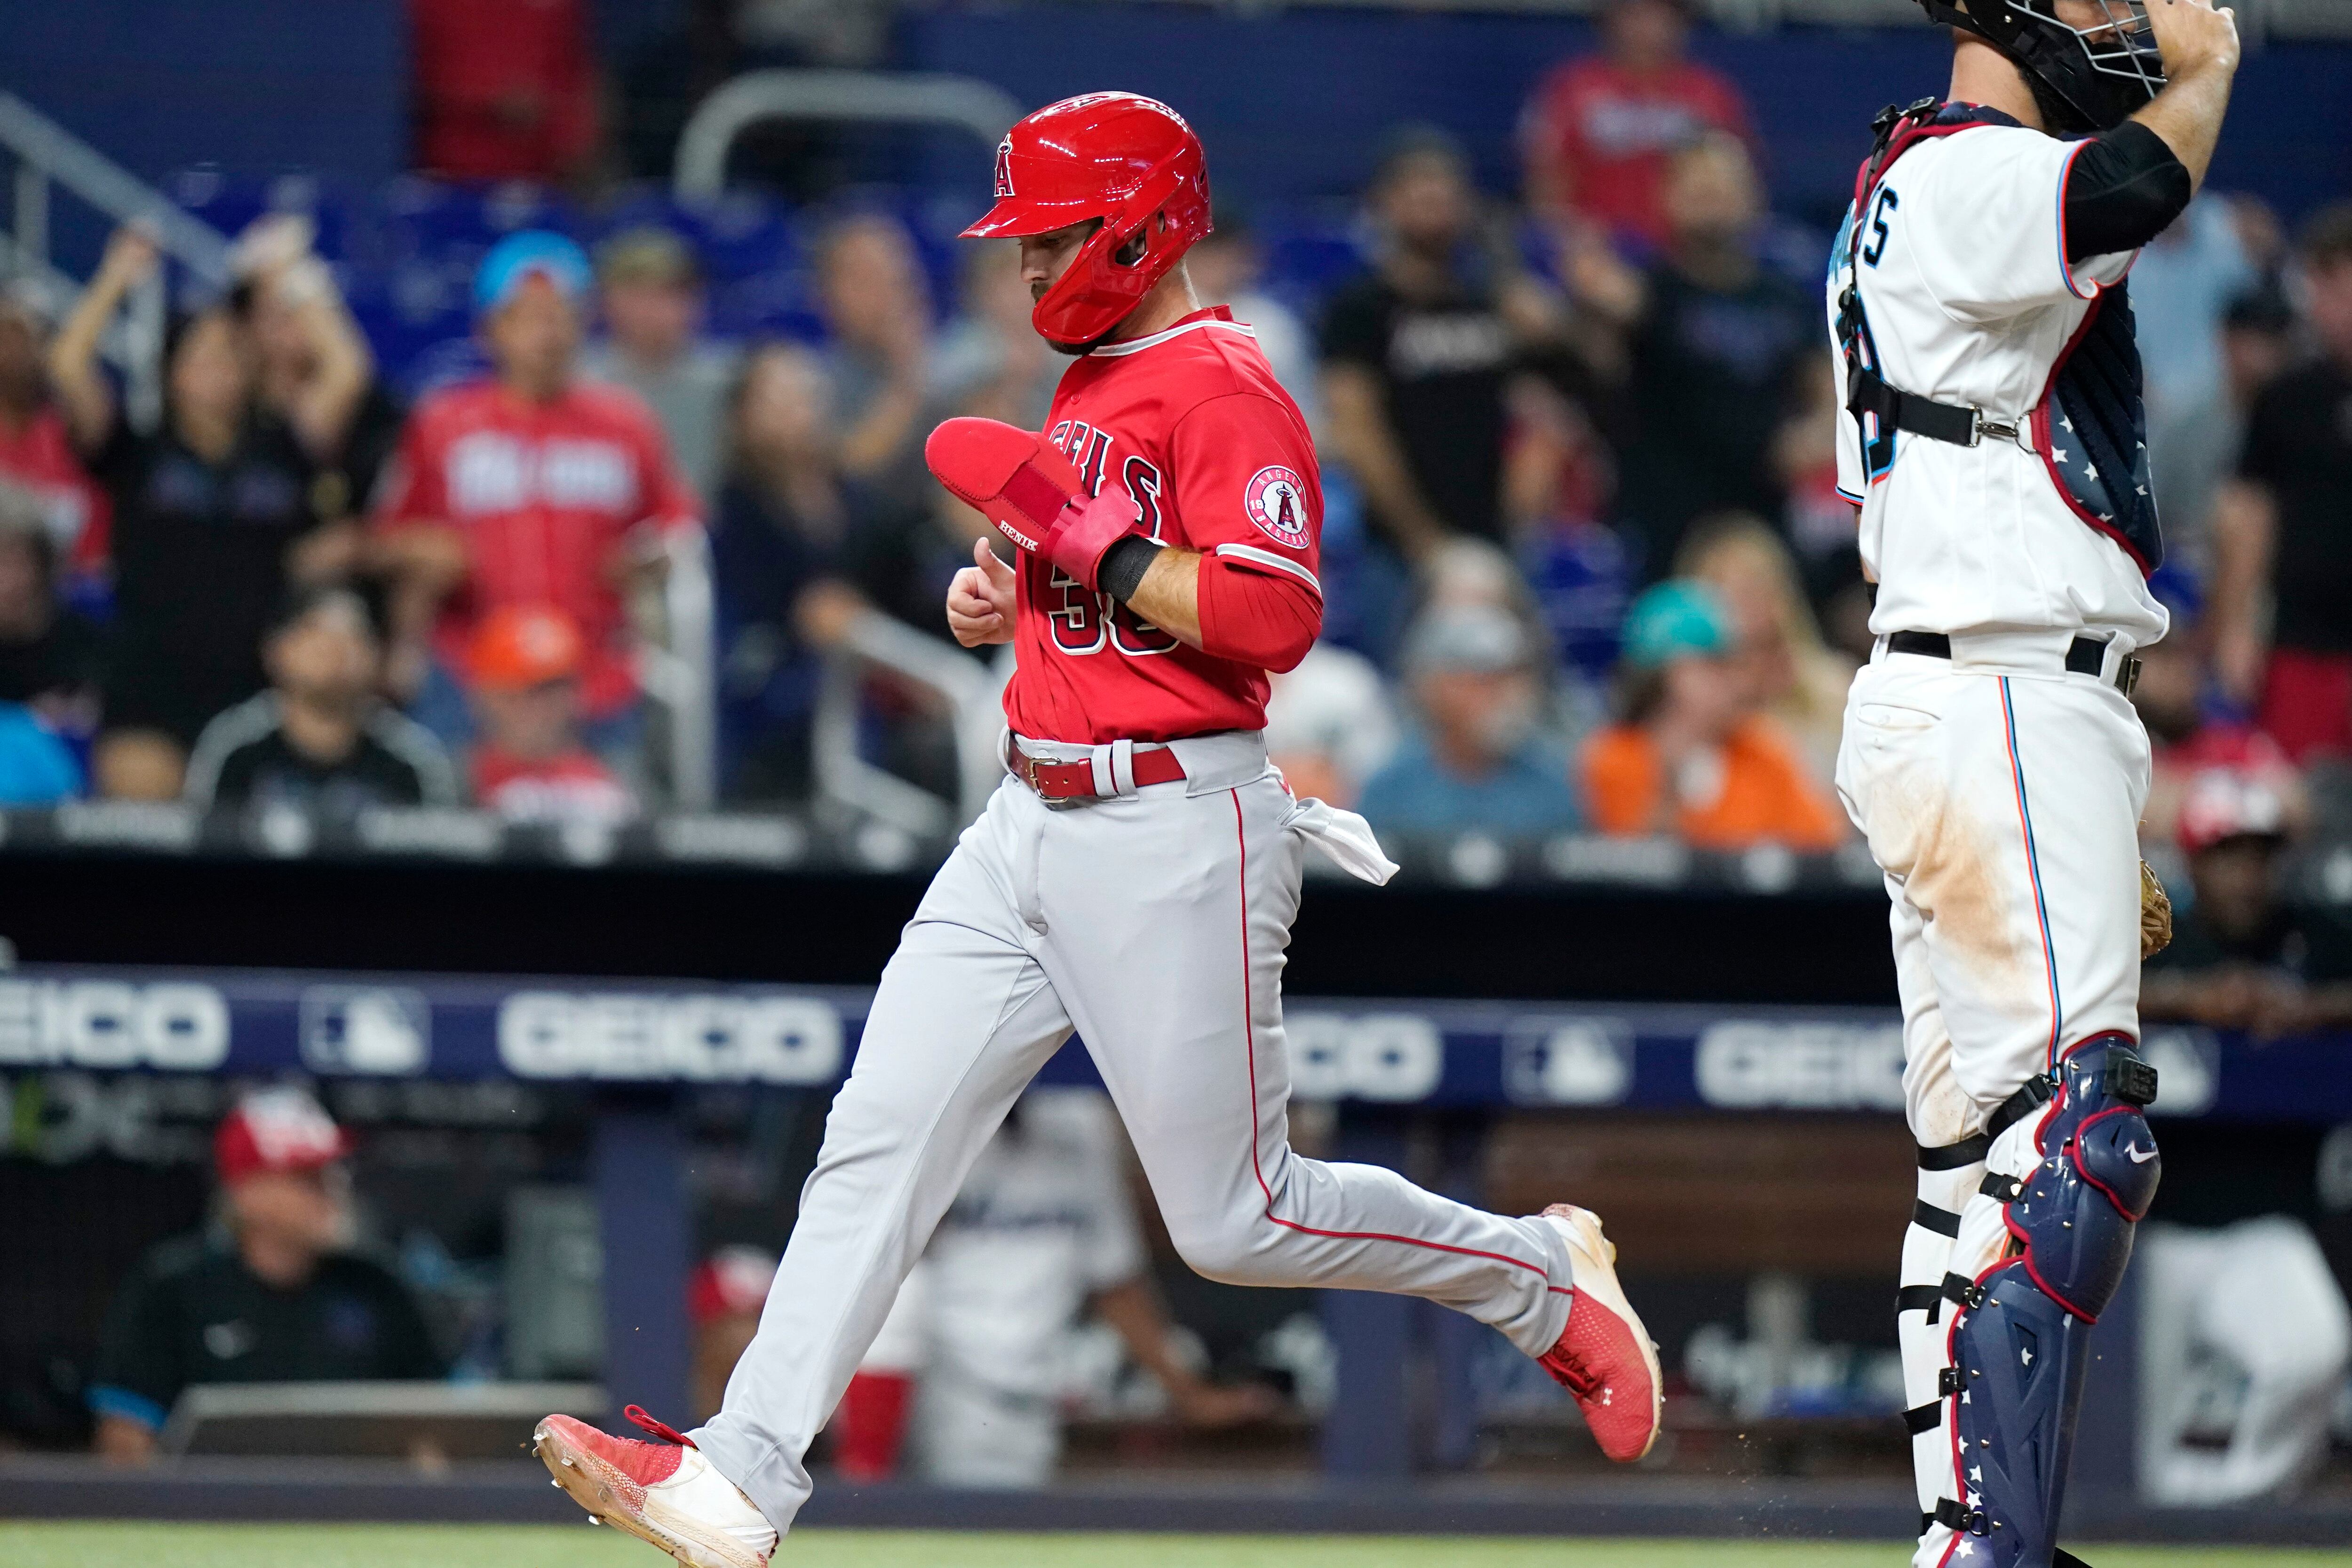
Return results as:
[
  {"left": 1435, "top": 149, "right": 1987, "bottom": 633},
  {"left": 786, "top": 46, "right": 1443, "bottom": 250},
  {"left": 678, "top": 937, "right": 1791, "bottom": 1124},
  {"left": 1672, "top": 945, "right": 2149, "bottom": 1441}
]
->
[{"left": 1195, "top": 552, "right": 1322, "bottom": 672}]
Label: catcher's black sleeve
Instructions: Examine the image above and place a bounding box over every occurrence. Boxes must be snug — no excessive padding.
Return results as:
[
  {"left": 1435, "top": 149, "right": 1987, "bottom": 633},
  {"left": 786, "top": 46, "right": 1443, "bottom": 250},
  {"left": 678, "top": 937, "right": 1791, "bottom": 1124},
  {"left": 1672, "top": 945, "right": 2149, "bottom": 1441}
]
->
[{"left": 2064, "top": 121, "right": 2192, "bottom": 263}]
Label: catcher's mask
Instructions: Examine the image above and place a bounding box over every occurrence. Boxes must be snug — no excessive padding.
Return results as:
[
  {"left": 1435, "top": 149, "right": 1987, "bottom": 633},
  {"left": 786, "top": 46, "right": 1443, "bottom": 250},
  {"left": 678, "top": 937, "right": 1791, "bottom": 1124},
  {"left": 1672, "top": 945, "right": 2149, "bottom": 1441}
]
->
[{"left": 1917, "top": 0, "right": 2166, "bottom": 133}]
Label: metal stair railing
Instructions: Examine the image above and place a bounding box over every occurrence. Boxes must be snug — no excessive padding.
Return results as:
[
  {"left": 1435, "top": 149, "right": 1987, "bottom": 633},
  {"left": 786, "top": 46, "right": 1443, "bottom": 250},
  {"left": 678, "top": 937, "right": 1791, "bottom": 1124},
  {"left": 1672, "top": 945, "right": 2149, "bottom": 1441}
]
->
[
  {"left": 672, "top": 70, "right": 1025, "bottom": 202},
  {"left": 812, "top": 611, "right": 1007, "bottom": 837},
  {"left": 0, "top": 92, "right": 233, "bottom": 433}
]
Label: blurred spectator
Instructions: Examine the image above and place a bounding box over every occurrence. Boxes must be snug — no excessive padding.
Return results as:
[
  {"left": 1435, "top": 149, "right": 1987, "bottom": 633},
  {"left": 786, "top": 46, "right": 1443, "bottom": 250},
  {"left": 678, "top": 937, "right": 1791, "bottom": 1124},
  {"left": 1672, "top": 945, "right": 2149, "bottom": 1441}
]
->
[
  {"left": 711, "top": 343, "right": 859, "bottom": 800},
  {"left": 0, "top": 700, "right": 79, "bottom": 803},
  {"left": 930, "top": 241, "right": 1059, "bottom": 432},
  {"left": 615, "top": 0, "right": 882, "bottom": 197},
  {"left": 467, "top": 603, "right": 638, "bottom": 825},
  {"left": 1264, "top": 641, "right": 1398, "bottom": 808},
  {"left": 2146, "top": 281, "right": 2296, "bottom": 591},
  {"left": 1187, "top": 211, "right": 1323, "bottom": 433},
  {"left": 2136, "top": 197, "right": 2259, "bottom": 436},
  {"left": 374, "top": 231, "right": 699, "bottom": 769},
  {"left": 0, "top": 480, "right": 101, "bottom": 736},
  {"left": 229, "top": 215, "right": 404, "bottom": 539},
  {"left": 689, "top": 1245, "right": 777, "bottom": 1424},
  {"left": 1675, "top": 514, "right": 1855, "bottom": 786},
  {"left": 833, "top": 1089, "right": 1272, "bottom": 1487},
  {"left": 583, "top": 228, "right": 739, "bottom": 504},
  {"left": 712, "top": 341, "right": 989, "bottom": 802},
  {"left": 1500, "top": 378, "right": 1634, "bottom": 688},
  {"left": 1358, "top": 603, "right": 1581, "bottom": 839},
  {"left": 1321, "top": 128, "right": 1525, "bottom": 561},
  {"left": 1581, "top": 580, "right": 1842, "bottom": 849},
  {"left": 2143, "top": 760, "right": 2352, "bottom": 1035},
  {"left": 815, "top": 214, "right": 934, "bottom": 506},
  {"left": 0, "top": 281, "right": 107, "bottom": 585},
  {"left": 183, "top": 587, "right": 458, "bottom": 813},
  {"left": 2212, "top": 205, "right": 2352, "bottom": 760},
  {"left": 408, "top": 0, "right": 600, "bottom": 183},
  {"left": 1520, "top": 0, "right": 1752, "bottom": 251},
  {"left": 2132, "top": 619, "right": 2227, "bottom": 850},
  {"left": 88, "top": 1089, "right": 443, "bottom": 1465},
  {"left": 2137, "top": 1216, "right": 2352, "bottom": 1507},
  {"left": 2136, "top": 197, "right": 2258, "bottom": 568},
  {"left": 1579, "top": 134, "right": 1813, "bottom": 579},
  {"left": 50, "top": 228, "right": 362, "bottom": 799},
  {"left": 1771, "top": 356, "right": 1872, "bottom": 660}
]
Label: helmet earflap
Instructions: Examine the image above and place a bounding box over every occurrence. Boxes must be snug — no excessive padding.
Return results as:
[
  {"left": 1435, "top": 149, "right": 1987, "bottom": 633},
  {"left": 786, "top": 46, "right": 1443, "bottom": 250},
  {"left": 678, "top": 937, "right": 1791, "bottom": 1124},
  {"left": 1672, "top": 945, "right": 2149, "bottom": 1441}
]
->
[{"left": 961, "top": 92, "right": 1213, "bottom": 349}]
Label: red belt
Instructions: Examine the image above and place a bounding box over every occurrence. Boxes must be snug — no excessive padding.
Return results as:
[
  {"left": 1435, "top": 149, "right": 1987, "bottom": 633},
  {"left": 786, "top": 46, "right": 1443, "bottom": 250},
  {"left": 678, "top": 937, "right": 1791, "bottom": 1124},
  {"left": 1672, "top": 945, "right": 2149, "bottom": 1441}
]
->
[{"left": 1006, "top": 738, "right": 1188, "bottom": 801}]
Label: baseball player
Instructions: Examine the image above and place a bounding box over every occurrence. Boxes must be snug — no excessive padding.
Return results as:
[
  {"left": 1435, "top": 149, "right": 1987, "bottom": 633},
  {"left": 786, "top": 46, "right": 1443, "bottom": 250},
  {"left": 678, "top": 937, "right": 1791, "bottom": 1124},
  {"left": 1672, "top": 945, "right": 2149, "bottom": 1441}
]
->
[
  {"left": 1826, "top": 4, "right": 2237, "bottom": 1565},
  {"left": 532, "top": 93, "right": 1662, "bottom": 1567}
]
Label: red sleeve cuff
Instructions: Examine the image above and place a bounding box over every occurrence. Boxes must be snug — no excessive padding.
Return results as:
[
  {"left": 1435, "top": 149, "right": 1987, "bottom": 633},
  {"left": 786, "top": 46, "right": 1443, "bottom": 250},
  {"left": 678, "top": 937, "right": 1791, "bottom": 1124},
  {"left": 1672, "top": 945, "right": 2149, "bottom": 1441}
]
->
[{"left": 1195, "top": 550, "right": 1322, "bottom": 673}]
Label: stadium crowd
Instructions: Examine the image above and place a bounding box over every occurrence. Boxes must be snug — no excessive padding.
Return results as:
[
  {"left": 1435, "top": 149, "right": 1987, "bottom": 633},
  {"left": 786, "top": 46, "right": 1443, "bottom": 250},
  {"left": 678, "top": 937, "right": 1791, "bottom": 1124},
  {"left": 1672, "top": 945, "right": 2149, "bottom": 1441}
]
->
[{"left": 0, "top": 0, "right": 2340, "bottom": 919}]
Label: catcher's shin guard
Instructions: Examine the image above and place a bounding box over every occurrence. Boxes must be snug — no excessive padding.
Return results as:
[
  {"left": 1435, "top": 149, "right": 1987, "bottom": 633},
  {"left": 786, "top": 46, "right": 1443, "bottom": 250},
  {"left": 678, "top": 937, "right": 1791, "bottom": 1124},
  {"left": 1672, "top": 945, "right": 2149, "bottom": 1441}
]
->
[{"left": 1932, "top": 1034, "right": 2160, "bottom": 1565}]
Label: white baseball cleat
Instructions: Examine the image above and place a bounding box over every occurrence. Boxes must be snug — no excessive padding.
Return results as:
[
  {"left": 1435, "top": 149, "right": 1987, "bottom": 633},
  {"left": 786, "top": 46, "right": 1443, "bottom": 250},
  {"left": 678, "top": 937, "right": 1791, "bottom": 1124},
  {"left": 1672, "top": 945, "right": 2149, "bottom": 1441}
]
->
[
  {"left": 534, "top": 1405, "right": 777, "bottom": 1568},
  {"left": 1535, "top": 1203, "right": 1666, "bottom": 1463}
]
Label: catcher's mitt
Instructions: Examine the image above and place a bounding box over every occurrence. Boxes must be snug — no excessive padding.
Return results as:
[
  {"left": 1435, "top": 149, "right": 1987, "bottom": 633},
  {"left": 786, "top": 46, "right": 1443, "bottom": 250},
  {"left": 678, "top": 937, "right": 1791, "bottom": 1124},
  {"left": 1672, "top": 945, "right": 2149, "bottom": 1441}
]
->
[{"left": 2140, "top": 859, "right": 2173, "bottom": 960}]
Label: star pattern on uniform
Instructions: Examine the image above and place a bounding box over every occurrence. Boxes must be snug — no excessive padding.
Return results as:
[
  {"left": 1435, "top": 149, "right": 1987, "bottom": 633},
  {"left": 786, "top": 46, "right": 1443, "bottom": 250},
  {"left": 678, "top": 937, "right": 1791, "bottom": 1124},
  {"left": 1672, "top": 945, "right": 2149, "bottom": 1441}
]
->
[
  {"left": 1961, "top": 1390, "right": 1972, "bottom": 1404},
  {"left": 2053, "top": 449, "right": 2070, "bottom": 464},
  {"left": 1956, "top": 1543, "right": 1976, "bottom": 1559},
  {"left": 1970, "top": 1465, "right": 1984, "bottom": 1483},
  {"left": 2020, "top": 1346, "right": 2034, "bottom": 1367},
  {"left": 2084, "top": 463, "right": 2099, "bottom": 481},
  {"left": 2060, "top": 417, "right": 2075, "bottom": 433}
]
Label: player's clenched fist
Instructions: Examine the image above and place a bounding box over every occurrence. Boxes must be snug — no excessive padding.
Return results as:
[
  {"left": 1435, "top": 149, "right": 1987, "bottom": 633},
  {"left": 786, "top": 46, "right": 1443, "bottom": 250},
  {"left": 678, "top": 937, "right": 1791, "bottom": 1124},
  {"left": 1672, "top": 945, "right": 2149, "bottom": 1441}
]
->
[
  {"left": 925, "top": 417, "right": 1143, "bottom": 593},
  {"left": 2144, "top": 0, "right": 2240, "bottom": 79},
  {"left": 945, "top": 537, "right": 1017, "bottom": 648}
]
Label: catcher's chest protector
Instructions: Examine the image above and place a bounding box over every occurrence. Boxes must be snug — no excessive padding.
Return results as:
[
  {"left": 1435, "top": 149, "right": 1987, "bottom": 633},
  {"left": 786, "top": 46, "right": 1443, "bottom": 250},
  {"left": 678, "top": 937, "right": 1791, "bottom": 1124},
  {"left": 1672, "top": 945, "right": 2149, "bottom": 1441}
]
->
[
  {"left": 1838, "top": 102, "right": 2163, "bottom": 575},
  {"left": 1938, "top": 1034, "right": 2160, "bottom": 1563}
]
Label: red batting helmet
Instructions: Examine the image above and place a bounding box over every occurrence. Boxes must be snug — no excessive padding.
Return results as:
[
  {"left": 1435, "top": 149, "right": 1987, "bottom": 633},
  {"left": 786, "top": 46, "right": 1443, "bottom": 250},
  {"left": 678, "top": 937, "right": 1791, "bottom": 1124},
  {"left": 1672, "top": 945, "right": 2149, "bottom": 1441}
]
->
[{"left": 962, "top": 92, "right": 1211, "bottom": 349}]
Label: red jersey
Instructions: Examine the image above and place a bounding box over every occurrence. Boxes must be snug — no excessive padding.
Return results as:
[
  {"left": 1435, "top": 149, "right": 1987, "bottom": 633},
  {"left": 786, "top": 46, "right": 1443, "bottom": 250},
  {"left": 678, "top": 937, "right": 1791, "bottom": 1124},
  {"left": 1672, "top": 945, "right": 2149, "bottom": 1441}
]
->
[
  {"left": 375, "top": 378, "right": 698, "bottom": 717},
  {"left": 1005, "top": 309, "right": 1322, "bottom": 744},
  {"left": 408, "top": 0, "right": 598, "bottom": 181},
  {"left": 1522, "top": 56, "right": 1752, "bottom": 247},
  {"left": 474, "top": 744, "right": 636, "bottom": 824},
  {"left": 0, "top": 406, "right": 109, "bottom": 575}
]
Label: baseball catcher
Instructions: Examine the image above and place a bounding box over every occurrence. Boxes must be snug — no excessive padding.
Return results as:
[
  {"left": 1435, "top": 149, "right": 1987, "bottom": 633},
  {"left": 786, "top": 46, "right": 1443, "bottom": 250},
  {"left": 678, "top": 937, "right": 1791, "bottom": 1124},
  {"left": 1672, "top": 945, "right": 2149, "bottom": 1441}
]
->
[{"left": 1827, "top": 3, "right": 2238, "bottom": 1565}]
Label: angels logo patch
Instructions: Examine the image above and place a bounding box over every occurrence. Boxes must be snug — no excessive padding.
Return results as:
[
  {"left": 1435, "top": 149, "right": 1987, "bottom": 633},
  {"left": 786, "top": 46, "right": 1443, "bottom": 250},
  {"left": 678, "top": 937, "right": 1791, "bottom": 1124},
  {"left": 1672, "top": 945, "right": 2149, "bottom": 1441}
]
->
[
  {"left": 1244, "top": 465, "right": 1311, "bottom": 549},
  {"left": 993, "top": 139, "right": 1015, "bottom": 199}
]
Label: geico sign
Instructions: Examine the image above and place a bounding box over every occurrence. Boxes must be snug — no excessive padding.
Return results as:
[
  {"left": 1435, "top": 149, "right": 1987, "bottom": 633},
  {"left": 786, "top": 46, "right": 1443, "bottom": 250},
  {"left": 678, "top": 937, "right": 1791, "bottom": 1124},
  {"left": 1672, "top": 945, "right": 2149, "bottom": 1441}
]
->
[
  {"left": 1287, "top": 1012, "right": 1445, "bottom": 1102},
  {"left": 1695, "top": 1020, "right": 1907, "bottom": 1111},
  {"left": 0, "top": 981, "right": 230, "bottom": 1070},
  {"left": 498, "top": 992, "right": 843, "bottom": 1083}
]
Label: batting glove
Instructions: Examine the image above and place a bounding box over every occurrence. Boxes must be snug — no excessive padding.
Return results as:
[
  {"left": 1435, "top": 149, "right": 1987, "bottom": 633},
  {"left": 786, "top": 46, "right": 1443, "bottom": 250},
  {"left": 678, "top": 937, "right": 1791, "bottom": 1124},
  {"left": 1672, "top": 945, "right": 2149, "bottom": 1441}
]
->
[{"left": 924, "top": 417, "right": 1141, "bottom": 594}]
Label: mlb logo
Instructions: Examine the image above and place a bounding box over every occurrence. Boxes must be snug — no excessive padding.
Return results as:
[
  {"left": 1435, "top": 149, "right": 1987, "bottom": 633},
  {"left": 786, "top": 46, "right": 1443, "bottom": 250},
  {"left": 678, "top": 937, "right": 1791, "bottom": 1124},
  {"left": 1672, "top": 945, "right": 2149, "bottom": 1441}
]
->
[{"left": 300, "top": 987, "right": 432, "bottom": 1075}]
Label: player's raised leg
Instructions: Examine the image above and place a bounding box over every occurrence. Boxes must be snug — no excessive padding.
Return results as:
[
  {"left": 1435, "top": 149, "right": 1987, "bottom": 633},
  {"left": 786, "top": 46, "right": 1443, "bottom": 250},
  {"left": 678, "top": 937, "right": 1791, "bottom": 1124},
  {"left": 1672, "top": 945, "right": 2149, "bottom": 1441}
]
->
[
  {"left": 538, "top": 785, "right": 1077, "bottom": 1549},
  {"left": 1033, "top": 762, "right": 1661, "bottom": 1461}
]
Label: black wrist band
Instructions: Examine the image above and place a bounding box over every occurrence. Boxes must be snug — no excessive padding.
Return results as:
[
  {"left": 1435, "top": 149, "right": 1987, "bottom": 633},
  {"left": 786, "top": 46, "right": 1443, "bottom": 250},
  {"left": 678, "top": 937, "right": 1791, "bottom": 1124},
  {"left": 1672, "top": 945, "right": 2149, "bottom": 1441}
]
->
[{"left": 1098, "top": 535, "right": 1162, "bottom": 604}]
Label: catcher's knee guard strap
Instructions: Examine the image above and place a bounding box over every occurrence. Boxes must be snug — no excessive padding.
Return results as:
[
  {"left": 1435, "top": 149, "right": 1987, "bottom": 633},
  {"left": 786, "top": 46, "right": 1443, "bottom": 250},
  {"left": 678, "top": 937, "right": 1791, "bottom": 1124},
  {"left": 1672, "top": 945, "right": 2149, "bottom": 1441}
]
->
[{"left": 1927, "top": 1035, "right": 2160, "bottom": 1566}]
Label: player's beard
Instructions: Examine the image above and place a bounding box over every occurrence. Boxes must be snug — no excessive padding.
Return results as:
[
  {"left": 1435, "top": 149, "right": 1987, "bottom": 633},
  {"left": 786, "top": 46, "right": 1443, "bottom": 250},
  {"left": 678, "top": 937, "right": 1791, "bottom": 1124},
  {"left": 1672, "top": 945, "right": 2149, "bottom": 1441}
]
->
[{"left": 1045, "top": 319, "right": 1122, "bottom": 357}]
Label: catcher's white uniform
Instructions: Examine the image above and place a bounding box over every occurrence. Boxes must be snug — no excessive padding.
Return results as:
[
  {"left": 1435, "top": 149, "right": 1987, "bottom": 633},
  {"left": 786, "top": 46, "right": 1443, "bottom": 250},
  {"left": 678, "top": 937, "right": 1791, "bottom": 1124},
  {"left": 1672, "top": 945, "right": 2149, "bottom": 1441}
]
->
[{"left": 1825, "top": 108, "right": 2165, "bottom": 1562}]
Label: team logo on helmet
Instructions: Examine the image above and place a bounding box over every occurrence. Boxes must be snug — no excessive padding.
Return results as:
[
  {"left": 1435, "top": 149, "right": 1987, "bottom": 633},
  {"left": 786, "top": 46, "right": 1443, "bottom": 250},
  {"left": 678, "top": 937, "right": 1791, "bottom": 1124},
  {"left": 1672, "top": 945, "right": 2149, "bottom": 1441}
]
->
[
  {"left": 992, "top": 138, "right": 1015, "bottom": 199},
  {"left": 1244, "top": 465, "right": 1311, "bottom": 549}
]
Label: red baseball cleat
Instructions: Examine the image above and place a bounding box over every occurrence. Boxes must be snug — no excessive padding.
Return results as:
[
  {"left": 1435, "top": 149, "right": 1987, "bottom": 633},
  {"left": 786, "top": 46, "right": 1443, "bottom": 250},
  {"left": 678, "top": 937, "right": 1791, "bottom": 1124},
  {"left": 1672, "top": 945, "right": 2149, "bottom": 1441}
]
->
[
  {"left": 1537, "top": 1204, "right": 1665, "bottom": 1463},
  {"left": 534, "top": 1405, "right": 776, "bottom": 1568}
]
